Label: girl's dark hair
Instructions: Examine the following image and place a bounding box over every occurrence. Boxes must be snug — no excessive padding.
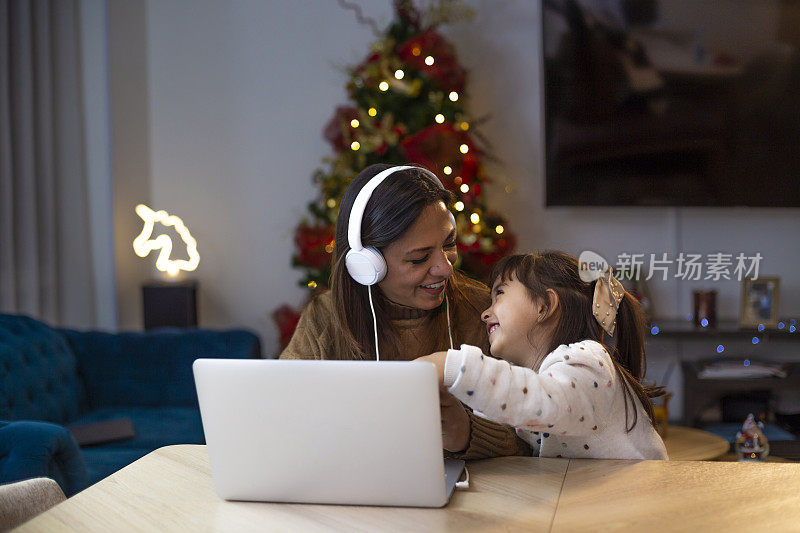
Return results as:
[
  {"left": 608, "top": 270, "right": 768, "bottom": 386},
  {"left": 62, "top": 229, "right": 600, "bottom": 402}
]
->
[
  {"left": 329, "top": 164, "right": 484, "bottom": 360},
  {"left": 489, "top": 251, "right": 664, "bottom": 432}
]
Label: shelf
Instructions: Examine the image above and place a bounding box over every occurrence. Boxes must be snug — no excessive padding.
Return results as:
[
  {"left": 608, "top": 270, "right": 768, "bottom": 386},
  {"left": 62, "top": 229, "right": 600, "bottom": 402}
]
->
[{"left": 648, "top": 320, "right": 799, "bottom": 341}]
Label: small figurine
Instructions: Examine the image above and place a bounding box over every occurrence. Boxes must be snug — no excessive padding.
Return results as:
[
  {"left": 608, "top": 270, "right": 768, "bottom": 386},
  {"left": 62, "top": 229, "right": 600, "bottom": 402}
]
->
[{"left": 734, "top": 413, "right": 770, "bottom": 461}]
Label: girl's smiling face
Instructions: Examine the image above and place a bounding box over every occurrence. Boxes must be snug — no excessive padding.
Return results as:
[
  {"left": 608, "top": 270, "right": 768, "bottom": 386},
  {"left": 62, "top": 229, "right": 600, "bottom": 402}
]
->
[
  {"left": 378, "top": 202, "right": 457, "bottom": 310},
  {"left": 482, "top": 275, "right": 541, "bottom": 365}
]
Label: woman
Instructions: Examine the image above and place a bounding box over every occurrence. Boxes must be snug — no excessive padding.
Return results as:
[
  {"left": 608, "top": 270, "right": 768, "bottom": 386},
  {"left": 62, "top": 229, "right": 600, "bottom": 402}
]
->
[{"left": 281, "top": 164, "right": 530, "bottom": 459}]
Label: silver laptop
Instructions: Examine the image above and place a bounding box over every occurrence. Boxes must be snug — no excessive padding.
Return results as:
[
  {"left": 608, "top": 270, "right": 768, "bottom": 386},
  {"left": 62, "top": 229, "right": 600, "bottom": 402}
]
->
[{"left": 193, "top": 359, "right": 465, "bottom": 507}]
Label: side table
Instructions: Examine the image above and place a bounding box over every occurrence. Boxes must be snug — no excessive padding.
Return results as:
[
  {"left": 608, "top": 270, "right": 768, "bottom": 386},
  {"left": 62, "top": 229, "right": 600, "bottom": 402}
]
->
[{"left": 662, "top": 425, "right": 729, "bottom": 460}]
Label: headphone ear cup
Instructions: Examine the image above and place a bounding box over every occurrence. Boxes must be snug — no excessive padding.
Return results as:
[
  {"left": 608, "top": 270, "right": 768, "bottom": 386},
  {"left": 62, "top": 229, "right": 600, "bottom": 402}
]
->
[{"left": 345, "top": 247, "right": 387, "bottom": 286}]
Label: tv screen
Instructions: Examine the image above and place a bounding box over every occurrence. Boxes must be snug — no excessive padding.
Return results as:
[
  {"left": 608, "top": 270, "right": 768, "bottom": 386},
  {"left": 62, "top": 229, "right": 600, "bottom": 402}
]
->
[{"left": 543, "top": 0, "right": 800, "bottom": 206}]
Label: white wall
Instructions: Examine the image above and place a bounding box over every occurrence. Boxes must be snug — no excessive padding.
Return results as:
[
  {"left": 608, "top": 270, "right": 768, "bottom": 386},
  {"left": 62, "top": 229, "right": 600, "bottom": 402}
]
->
[
  {"left": 111, "top": 0, "right": 397, "bottom": 342},
  {"left": 109, "top": 0, "right": 799, "bottom": 403}
]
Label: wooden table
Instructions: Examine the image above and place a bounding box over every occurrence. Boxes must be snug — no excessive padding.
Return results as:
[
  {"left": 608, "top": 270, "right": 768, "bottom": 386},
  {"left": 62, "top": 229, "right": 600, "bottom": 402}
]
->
[
  {"left": 661, "top": 425, "right": 730, "bottom": 460},
  {"left": 17, "top": 445, "right": 800, "bottom": 532}
]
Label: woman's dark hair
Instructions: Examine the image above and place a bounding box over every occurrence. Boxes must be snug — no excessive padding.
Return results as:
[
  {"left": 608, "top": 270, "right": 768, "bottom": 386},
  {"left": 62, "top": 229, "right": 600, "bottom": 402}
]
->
[
  {"left": 489, "top": 251, "right": 664, "bottom": 431},
  {"left": 328, "top": 163, "right": 484, "bottom": 360}
]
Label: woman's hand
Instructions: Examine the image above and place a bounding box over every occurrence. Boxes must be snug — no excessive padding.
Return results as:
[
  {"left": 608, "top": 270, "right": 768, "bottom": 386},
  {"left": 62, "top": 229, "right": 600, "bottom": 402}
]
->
[
  {"left": 439, "top": 387, "right": 471, "bottom": 452},
  {"left": 415, "top": 351, "right": 448, "bottom": 384},
  {"left": 415, "top": 351, "right": 471, "bottom": 452}
]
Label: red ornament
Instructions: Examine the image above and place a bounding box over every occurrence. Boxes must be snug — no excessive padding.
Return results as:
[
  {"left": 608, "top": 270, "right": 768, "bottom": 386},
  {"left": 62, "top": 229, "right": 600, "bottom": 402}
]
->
[
  {"left": 272, "top": 304, "right": 301, "bottom": 351},
  {"left": 397, "top": 30, "right": 466, "bottom": 93},
  {"left": 401, "top": 123, "right": 478, "bottom": 189},
  {"left": 294, "top": 223, "right": 336, "bottom": 270}
]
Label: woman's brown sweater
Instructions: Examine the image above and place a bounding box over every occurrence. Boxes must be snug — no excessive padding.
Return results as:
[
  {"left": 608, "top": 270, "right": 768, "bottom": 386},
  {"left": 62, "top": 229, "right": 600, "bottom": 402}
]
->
[{"left": 280, "top": 287, "right": 532, "bottom": 460}]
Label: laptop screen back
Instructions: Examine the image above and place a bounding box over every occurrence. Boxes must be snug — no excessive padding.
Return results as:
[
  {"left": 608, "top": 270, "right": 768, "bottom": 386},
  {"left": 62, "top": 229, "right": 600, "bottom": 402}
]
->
[{"left": 193, "top": 359, "right": 449, "bottom": 507}]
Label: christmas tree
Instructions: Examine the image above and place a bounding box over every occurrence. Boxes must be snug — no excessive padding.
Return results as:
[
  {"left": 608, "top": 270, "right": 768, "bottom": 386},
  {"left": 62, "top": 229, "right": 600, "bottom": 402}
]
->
[{"left": 275, "top": 0, "right": 516, "bottom": 348}]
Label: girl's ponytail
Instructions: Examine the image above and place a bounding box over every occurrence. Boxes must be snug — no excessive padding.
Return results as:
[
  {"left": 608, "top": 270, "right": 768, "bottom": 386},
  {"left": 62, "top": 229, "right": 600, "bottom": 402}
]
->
[{"left": 610, "top": 291, "right": 665, "bottom": 431}]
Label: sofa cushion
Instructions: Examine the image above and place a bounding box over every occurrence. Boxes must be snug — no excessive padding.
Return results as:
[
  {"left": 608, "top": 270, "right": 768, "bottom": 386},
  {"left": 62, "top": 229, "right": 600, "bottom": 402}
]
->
[
  {"left": 71, "top": 407, "right": 206, "bottom": 450},
  {"left": 58, "top": 328, "right": 260, "bottom": 409},
  {"left": 0, "top": 315, "right": 81, "bottom": 423}
]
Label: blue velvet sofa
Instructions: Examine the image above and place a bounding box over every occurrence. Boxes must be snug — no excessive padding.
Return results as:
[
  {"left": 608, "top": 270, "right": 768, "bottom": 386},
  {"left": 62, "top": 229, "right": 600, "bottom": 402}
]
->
[{"left": 0, "top": 314, "right": 261, "bottom": 496}]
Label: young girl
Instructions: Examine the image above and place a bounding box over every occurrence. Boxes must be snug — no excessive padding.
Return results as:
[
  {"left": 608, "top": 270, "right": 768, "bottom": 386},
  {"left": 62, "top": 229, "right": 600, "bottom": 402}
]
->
[{"left": 418, "top": 251, "right": 668, "bottom": 460}]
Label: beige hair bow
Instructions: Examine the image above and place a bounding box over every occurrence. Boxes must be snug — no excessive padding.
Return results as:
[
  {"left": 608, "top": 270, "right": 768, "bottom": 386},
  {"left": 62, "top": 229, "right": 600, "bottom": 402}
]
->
[{"left": 593, "top": 266, "right": 625, "bottom": 336}]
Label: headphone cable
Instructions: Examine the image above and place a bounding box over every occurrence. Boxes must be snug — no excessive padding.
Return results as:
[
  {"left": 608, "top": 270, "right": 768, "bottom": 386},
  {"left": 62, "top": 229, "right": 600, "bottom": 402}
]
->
[
  {"left": 368, "top": 285, "right": 380, "bottom": 361},
  {"left": 370, "top": 285, "right": 453, "bottom": 361},
  {"left": 445, "top": 293, "right": 453, "bottom": 350}
]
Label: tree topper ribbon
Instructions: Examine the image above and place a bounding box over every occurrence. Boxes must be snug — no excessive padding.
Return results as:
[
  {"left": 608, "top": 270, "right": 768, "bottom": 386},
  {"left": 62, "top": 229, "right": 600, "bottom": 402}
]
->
[{"left": 593, "top": 266, "right": 625, "bottom": 336}]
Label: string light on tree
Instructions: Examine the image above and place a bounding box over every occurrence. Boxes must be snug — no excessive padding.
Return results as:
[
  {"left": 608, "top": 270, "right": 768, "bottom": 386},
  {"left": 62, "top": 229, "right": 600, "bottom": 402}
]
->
[
  {"left": 411, "top": 46, "right": 421, "bottom": 56},
  {"left": 379, "top": 81, "right": 389, "bottom": 91},
  {"left": 470, "top": 212, "right": 480, "bottom": 224},
  {"left": 459, "top": 144, "right": 469, "bottom": 154},
  {"left": 435, "top": 113, "right": 445, "bottom": 123},
  {"left": 495, "top": 225, "right": 504, "bottom": 234},
  {"left": 327, "top": 198, "right": 336, "bottom": 208},
  {"left": 443, "top": 166, "right": 452, "bottom": 175},
  {"left": 308, "top": 281, "right": 317, "bottom": 289},
  {"left": 350, "top": 119, "right": 359, "bottom": 128},
  {"left": 350, "top": 141, "right": 360, "bottom": 151},
  {"left": 460, "top": 122, "right": 469, "bottom": 131},
  {"left": 460, "top": 184, "right": 469, "bottom": 193},
  {"left": 449, "top": 91, "right": 459, "bottom": 102},
  {"left": 425, "top": 56, "right": 435, "bottom": 66},
  {"left": 394, "top": 69, "right": 405, "bottom": 79},
  {"left": 368, "top": 107, "right": 377, "bottom": 117},
  {"left": 454, "top": 201, "right": 464, "bottom": 211}
]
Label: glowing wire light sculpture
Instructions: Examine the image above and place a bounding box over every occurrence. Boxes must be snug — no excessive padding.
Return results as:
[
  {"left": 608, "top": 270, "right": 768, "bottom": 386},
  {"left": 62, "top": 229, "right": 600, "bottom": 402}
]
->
[{"left": 133, "top": 204, "right": 200, "bottom": 276}]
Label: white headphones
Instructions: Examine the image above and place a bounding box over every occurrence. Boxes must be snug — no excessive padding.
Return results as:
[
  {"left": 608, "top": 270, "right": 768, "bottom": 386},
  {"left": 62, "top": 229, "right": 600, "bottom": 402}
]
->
[
  {"left": 345, "top": 165, "right": 456, "bottom": 286},
  {"left": 344, "top": 165, "right": 457, "bottom": 360}
]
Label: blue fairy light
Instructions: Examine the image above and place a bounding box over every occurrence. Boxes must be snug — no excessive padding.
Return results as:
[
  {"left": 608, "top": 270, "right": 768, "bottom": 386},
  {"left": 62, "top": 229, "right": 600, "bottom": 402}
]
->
[
  {"left": 757, "top": 324, "right": 765, "bottom": 332},
  {"left": 651, "top": 326, "right": 660, "bottom": 335},
  {"left": 790, "top": 325, "right": 797, "bottom": 333},
  {"left": 752, "top": 337, "right": 760, "bottom": 344},
  {"left": 700, "top": 318, "right": 709, "bottom": 327},
  {"left": 716, "top": 345, "right": 724, "bottom": 353},
  {"left": 686, "top": 313, "right": 693, "bottom": 321},
  {"left": 778, "top": 322, "right": 786, "bottom": 330},
  {"left": 744, "top": 359, "right": 751, "bottom": 367}
]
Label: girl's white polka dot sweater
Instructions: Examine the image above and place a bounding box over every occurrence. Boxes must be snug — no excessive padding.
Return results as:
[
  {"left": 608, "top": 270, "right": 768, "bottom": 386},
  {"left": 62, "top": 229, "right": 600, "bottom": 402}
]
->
[{"left": 443, "top": 340, "right": 668, "bottom": 460}]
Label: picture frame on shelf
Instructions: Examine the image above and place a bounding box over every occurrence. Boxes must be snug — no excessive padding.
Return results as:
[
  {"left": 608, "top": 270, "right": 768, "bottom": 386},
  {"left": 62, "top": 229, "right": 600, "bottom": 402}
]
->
[{"left": 740, "top": 277, "right": 780, "bottom": 329}]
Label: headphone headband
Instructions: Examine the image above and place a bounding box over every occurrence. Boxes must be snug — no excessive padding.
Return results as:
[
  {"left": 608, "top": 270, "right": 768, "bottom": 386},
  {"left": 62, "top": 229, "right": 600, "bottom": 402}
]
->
[{"left": 347, "top": 165, "right": 444, "bottom": 253}]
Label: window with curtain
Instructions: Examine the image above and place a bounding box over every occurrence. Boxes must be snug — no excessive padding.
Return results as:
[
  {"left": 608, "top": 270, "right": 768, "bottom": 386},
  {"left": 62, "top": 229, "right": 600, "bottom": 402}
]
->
[{"left": 0, "top": 0, "right": 115, "bottom": 328}]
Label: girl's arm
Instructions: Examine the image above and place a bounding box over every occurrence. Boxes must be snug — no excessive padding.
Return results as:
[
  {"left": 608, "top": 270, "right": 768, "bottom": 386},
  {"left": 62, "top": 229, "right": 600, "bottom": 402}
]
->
[
  {"left": 417, "top": 352, "right": 533, "bottom": 459},
  {"left": 442, "top": 342, "right": 618, "bottom": 437}
]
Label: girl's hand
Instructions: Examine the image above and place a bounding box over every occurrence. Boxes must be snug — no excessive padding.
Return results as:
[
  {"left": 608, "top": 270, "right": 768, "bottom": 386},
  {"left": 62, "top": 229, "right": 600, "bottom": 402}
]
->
[{"left": 415, "top": 351, "right": 448, "bottom": 383}]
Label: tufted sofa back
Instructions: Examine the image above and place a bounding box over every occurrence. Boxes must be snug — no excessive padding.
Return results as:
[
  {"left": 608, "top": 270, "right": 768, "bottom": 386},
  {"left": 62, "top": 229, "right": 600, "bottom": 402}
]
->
[{"left": 0, "top": 315, "right": 82, "bottom": 424}]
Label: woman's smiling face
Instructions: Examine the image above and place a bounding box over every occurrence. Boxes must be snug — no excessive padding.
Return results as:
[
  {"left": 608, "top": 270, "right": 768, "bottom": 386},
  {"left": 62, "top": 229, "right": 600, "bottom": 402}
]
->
[{"left": 378, "top": 201, "right": 457, "bottom": 309}]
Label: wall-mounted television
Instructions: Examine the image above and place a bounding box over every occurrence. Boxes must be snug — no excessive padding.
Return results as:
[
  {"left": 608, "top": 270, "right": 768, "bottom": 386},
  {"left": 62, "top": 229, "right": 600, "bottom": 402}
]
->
[{"left": 543, "top": 0, "right": 800, "bottom": 206}]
